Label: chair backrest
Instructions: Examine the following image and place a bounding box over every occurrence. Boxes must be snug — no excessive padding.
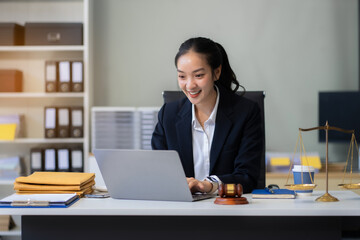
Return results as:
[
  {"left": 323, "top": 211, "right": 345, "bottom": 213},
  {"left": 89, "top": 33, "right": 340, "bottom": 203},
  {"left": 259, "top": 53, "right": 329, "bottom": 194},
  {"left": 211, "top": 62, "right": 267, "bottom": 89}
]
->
[{"left": 162, "top": 90, "right": 266, "bottom": 189}]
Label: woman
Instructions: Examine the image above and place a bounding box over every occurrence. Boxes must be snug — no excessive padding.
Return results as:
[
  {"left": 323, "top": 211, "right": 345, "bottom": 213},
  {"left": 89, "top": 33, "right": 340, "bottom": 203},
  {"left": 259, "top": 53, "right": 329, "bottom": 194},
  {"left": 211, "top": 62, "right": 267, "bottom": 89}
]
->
[{"left": 151, "top": 37, "right": 262, "bottom": 194}]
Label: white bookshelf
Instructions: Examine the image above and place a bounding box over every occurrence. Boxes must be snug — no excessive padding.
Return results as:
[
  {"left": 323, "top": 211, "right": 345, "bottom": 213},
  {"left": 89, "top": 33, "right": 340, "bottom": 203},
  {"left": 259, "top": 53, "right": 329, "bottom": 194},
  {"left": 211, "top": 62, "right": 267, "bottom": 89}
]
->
[
  {"left": 0, "top": 46, "right": 85, "bottom": 52},
  {"left": 0, "top": 0, "right": 92, "bottom": 174},
  {"left": 0, "top": 138, "right": 84, "bottom": 144},
  {"left": 0, "top": 0, "right": 92, "bottom": 238},
  {"left": 0, "top": 92, "right": 84, "bottom": 98},
  {"left": 0, "top": 226, "right": 21, "bottom": 236}
]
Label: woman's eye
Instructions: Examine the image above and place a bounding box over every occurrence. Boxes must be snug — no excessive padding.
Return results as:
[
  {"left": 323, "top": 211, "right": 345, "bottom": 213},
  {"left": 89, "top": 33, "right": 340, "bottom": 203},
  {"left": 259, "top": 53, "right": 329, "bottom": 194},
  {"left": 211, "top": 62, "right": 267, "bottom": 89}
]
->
[
  {"left": 178, "top": 75, "right": 185, "bottom": 79},
  {"left": 195, "top": 74, "right": 204, "bottom": 78}
]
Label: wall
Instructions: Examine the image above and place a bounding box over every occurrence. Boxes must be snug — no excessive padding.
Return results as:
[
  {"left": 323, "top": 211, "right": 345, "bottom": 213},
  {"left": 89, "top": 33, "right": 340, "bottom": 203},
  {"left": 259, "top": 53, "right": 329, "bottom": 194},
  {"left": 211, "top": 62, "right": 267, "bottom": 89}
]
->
[{"left": 93, "top": 0, "right": 358, "bottom": 161}]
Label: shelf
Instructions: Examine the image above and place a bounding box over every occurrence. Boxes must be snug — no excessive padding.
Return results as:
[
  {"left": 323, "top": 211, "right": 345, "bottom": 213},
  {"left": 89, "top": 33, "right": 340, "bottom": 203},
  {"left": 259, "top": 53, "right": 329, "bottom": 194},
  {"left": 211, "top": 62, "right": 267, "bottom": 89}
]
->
[
  {"left": 0, "top": 92, "right": 84, "bottom": 98},
  {"left": 0, "top": 45, "right": 84, "bottom": 52},
  {"left": 0, "top": 138, "right": 84, "bottom": 144},
  {"left": 0, "top": 1, "right": 90, "bottom": 238},
  {"left": 0, "top": 226, "right": 22, "bottom": 236},
  {"left": 0, "top": 180, "right": 15, "bottom": 185}
]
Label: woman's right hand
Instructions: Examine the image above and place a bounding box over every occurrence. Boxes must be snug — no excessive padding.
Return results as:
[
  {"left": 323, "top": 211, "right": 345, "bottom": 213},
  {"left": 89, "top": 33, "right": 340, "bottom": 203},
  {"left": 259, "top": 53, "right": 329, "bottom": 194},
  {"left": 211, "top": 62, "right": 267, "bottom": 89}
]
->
[{"left": 186, "top": 177, "right": 212, "bottom": 194}]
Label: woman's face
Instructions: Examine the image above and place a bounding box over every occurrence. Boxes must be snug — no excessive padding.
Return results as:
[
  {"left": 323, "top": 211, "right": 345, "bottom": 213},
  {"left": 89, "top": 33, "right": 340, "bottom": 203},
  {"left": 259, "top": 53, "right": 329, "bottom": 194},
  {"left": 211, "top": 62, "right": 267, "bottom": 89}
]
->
[{"left": 177, "top": 51, "right": 221, "bottom": 107}]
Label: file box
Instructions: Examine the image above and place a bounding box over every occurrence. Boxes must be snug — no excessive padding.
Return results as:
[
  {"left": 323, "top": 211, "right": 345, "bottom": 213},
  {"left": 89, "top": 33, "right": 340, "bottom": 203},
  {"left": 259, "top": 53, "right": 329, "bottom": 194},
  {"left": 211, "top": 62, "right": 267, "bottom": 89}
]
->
[
  {"left": 25, "top": 22, "right": 83, "bottom": 45},
  {"left": 0, "top": 70, "right": 23, "bottom": 92},
  {"left": 0, "top": 23, "right": 24, "bottom": 45}
]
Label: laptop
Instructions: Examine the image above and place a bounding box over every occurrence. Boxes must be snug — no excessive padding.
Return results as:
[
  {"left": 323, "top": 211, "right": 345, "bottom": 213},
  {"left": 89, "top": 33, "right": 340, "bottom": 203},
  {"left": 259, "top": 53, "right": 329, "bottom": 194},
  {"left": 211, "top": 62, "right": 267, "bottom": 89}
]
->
[{"left": 93, "top": 149, "right": 214, "bottom": 202}]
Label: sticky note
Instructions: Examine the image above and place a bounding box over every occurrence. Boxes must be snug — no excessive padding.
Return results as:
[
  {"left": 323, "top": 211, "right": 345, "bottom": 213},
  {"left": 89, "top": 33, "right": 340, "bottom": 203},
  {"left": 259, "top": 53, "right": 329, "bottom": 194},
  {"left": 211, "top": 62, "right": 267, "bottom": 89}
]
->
[
  {"left": 270, "top": 157, "right": 290, "bottom": 166},
  {"left": 0, "top": 123, "right": 17, "bottom": 140},
  {"left": 301, "top": 156, "right": 322, "bottom": 169}
]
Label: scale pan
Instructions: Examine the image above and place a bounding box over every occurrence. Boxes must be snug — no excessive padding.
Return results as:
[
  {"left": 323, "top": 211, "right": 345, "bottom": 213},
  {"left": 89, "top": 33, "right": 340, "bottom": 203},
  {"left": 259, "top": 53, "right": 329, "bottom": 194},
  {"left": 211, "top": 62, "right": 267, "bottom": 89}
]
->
[
  {"left": 338, "top": 183, "right": 360, "bottom": 189},
  {"left": 284, "top": 184, "right": 317, "bottom": 190}
]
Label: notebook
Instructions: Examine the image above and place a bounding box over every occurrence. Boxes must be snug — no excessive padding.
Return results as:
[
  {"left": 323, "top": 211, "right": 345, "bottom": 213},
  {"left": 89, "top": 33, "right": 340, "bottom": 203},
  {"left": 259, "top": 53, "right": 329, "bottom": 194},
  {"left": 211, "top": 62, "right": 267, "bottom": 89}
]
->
[
  {"left": 252, "top": 189, "right": 296, "bottom": 199},
  {"left": 93, "top": 149, "right": 213, "bottom": 202}
]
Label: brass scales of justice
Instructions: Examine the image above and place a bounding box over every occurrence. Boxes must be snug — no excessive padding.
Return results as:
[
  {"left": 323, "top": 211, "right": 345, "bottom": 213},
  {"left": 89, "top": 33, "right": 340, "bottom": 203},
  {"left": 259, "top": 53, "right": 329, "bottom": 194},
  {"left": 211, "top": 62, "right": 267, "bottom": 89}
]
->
[{"left": 284, "top": 121, "right": 360, "bottom": 202}]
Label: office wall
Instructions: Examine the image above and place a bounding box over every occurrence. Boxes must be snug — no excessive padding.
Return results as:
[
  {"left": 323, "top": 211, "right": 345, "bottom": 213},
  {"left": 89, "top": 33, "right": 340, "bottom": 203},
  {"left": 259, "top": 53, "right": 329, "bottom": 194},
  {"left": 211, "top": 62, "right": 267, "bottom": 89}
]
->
[{"left": 93, "top": 0, "right": 358, "bottom": 160}]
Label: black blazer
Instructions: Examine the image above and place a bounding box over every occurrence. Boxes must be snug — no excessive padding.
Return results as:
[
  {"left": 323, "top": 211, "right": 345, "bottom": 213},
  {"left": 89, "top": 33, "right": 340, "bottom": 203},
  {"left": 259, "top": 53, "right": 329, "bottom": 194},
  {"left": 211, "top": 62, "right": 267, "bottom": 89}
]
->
[{"left": 151, "top": 85, "right": 263, "bottom": 193}]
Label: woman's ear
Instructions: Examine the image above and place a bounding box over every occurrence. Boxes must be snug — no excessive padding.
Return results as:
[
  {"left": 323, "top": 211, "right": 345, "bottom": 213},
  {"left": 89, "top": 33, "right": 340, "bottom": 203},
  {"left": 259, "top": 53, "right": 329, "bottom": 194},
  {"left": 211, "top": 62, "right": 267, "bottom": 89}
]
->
[{"left": 214, "top": 65, "right": 222, "bottom": 81}]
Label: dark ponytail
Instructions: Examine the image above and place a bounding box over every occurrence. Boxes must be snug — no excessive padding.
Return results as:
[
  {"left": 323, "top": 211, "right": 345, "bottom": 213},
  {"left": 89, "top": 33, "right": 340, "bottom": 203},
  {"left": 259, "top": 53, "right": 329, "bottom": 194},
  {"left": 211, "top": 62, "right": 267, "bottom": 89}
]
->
[{"left": 175, "top": 37, "right": 245, "bottom": 93}]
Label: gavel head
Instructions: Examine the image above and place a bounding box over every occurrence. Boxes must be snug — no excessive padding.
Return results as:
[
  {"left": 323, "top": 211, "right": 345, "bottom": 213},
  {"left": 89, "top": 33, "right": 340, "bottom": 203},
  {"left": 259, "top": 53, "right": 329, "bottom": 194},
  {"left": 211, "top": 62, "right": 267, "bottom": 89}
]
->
[{"left": 218, "top": 183, "right": 243, "bottom": 198}]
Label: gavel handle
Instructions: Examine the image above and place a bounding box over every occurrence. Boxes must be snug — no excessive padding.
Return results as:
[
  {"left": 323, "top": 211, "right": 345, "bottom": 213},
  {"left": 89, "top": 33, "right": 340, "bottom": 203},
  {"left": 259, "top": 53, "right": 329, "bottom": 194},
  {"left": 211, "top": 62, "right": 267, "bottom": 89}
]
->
[{"left": 218, "top": 183, "right": 225, "bottom": 197}]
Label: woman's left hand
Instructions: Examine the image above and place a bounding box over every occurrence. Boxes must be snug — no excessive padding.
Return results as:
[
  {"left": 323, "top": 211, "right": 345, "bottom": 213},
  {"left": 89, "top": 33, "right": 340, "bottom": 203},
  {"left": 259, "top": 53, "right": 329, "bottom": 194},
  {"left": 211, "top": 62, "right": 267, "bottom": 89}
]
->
[{"left": 186, "top": 177, "right": 212, "bottom": 194}]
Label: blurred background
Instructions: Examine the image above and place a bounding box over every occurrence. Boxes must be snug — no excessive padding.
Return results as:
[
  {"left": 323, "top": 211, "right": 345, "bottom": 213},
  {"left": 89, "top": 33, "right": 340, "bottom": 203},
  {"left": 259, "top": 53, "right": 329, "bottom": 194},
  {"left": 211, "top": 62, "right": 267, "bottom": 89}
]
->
[{"left": 93, "top": 0, "right": 358, "bottom": 163}]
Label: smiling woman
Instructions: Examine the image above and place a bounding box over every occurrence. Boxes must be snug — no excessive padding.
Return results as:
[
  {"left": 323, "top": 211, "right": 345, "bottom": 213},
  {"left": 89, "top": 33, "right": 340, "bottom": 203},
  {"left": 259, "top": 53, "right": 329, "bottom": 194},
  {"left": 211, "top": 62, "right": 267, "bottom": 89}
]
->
[{"left": 151, "top": 37, "right": 264, "bottom": 194}]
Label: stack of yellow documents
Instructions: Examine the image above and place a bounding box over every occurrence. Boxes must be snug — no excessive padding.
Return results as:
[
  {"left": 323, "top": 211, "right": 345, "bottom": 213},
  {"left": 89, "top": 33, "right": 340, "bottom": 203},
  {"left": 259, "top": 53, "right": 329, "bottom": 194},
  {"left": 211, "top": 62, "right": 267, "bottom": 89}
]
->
[{"left": 14, "top": 172, "right": 95, "bottom": 196}]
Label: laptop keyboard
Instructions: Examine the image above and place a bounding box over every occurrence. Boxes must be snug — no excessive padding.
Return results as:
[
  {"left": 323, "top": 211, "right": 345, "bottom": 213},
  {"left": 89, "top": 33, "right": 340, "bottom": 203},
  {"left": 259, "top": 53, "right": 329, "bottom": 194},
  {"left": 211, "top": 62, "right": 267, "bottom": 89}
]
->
[{"left": 192, "top": 194, "right": 214, "bottom": 201}]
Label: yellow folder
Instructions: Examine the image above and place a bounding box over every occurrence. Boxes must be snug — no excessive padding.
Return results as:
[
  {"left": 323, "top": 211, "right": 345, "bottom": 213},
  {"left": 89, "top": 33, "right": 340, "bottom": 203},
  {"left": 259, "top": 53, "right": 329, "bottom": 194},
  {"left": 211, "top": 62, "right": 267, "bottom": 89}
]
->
[
  {"left": 14, "top": 180, "right": 95, "bottom": 191},
  {"left": 0, "top": 123, "right": 17, "bottom": 140},
  {"left": 16, "top": 186, "right": 93, "bottom": 196},
  {"left": 15, "top": 172, "right": 95, "bottom": 186},
  {"left": 301, "top": 156, "right": 322, "bottom": 169},
  {"left": 270, "top": 157, "right": 290, "bottom": 166}
]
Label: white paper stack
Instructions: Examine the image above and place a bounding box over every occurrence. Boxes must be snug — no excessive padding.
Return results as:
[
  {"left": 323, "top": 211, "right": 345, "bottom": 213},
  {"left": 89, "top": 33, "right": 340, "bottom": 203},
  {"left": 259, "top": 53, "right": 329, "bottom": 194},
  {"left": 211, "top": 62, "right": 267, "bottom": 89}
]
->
[{"left": 0, "top": 156, "right": 22, "bottom": 180}]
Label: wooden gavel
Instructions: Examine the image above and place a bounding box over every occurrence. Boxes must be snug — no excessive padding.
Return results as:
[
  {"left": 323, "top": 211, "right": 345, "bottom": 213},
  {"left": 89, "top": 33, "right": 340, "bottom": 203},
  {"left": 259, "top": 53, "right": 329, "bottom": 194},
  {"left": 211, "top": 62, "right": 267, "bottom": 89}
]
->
[
  {"left": 214, "top": 183, "right": 248, "bottom": 205},
  {"left": 218, "top": 183, "right": 243, "bottom": 198}
]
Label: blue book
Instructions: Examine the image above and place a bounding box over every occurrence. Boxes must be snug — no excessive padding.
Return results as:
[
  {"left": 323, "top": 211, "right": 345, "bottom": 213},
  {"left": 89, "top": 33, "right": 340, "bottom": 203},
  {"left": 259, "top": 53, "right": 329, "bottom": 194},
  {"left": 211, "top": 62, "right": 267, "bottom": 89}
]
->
[{"left": 252, "top": 188, "right": 296, "bottom": 199}]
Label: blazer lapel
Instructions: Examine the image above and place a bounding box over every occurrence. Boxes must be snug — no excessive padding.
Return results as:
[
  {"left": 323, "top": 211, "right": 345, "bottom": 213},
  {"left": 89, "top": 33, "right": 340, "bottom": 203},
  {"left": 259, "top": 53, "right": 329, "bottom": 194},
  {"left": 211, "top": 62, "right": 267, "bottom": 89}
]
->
[
  {"left": 175, "top": 101, "right": 194, "bottom": 177},
  {"left": 210, "top": 88, "right": 233, "bottom": 173}
]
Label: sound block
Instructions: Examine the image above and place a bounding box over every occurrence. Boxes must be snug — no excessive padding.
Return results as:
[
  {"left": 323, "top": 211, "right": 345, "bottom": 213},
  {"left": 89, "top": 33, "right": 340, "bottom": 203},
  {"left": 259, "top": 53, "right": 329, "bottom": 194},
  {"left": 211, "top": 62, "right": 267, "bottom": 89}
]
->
[{"left": 214, "top": 197, "right": 249, "bottom": 205}]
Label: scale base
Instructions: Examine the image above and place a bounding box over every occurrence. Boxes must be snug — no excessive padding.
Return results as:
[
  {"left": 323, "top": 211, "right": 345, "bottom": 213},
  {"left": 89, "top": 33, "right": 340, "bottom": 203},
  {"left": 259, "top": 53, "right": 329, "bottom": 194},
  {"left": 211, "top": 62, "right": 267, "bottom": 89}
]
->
[{"left": 315, "top": 193, "right": 339, "bottom": 202}]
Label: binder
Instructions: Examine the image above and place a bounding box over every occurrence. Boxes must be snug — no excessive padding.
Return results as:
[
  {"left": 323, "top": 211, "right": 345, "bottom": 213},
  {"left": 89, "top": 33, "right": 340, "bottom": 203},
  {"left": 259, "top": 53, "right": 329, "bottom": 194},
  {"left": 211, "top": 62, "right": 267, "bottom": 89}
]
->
[
  {"left": 0, "top": 114, "right": 25, "bottom": 138},
  {"left": 45, "top": 61, "right": 58, "bottom": 92},
  {"left": 71, "top": 149, "right": 83, "bottom": 172},
  {"left": 58, "top": 61, "right": 71, "bottom": 92},
  {"left": 70, "top": 107, "right": 83, "bottom": 138},
  {"left": 30, "top": 148, "right": 43, "bottom": 173},
  {"left": 71, "top": 61, "right": 83, "bottom": 92},
  {"left": 57, "top": 148, "right": 70, "bottom": 172},
  {"left": 44, "top": 148, "right": 57, "bottom": 171},
  {"left": 44, "top": 107, "right": 57, "bottom": 138},
  {"left": 57, "top": 107, "right": 70, "bottom": 138}
]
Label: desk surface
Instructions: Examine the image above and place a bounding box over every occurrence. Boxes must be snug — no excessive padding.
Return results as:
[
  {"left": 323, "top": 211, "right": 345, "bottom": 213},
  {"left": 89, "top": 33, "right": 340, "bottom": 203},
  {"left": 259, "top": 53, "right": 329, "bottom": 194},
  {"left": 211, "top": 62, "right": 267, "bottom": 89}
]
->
[{"left": 2, "top": 190, "right": 360, "bottom": 217}]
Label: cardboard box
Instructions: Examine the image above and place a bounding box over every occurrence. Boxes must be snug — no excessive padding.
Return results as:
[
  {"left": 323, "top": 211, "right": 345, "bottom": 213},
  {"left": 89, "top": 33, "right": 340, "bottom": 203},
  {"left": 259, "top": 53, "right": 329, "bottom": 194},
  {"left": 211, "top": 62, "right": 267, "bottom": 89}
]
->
[
  {"left": 25, "top": 22, "right": 83, "bottom": 45},
  {"left": 0, "top": 23, "right": 24, "bottom": 45},
  {"left": 0, "top": 70, "right": 23, "bottom": 92}
]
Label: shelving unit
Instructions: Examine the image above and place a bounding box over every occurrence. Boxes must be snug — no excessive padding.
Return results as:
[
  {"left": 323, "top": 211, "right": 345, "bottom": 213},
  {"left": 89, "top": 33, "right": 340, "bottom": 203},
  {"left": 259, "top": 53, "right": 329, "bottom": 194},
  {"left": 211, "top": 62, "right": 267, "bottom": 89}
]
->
[
  {"left": 0, "top": 226, "right": 21, "bottom": 237},
  {"left": 0, "top": 138, "right": 84, "bottom": 144},
  {"left": 0, "top": 46, "right": 85, "bottom": 52},
  {"left": 0, "top": 1, "right": 92, "bottom": 238},
  {"left": 0, "top": 92, "right": 85, "bottom": 98}
]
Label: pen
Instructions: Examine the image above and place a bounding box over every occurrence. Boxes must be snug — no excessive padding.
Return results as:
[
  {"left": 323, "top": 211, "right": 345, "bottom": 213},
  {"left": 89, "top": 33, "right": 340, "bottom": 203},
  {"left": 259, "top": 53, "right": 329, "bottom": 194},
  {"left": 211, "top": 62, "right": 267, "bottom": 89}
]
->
[{"left": 265, "top": 187, "right": 275, "bottom": 194}]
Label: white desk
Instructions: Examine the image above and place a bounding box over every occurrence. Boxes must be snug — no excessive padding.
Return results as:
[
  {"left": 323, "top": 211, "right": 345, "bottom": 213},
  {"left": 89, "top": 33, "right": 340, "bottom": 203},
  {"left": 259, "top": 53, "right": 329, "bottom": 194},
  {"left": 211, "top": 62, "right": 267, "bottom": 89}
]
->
[{"left": 3, "top": 191, "right": 360, "bottom": 240}]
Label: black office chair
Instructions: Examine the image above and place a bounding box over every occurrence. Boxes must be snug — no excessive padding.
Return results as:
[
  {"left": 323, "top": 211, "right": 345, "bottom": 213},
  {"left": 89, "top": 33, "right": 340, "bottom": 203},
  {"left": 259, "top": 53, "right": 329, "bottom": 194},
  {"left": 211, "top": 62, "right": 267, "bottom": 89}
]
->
[{"left": 162, "top": 90, "right": 266, "bottom": 189}]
